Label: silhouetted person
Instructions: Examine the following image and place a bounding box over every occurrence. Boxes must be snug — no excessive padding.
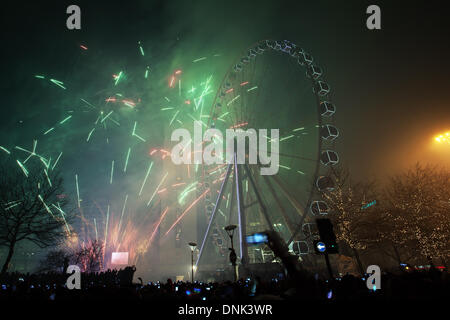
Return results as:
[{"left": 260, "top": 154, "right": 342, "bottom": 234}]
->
[{"left": 119, "top": 266, "right": 136, "bottom": 286}]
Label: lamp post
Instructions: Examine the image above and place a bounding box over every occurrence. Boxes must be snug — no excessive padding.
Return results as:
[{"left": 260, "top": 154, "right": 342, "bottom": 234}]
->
[
  {"left": 188, "top": 242, "right": 197, "bottom": 283},
  {"left": 224, "top": 225, "right": 238, "bottom": 281}
]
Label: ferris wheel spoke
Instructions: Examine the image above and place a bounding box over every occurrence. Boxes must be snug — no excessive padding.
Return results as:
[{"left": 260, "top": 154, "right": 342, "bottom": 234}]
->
[
  {"left": 272, "top": 152, "right": 317, "bottom": 162},
  {"left": 242, "top": 56, "right": 261, "bottom": 125},
  {"left": 268, "top": 174, "right": 306, "bottom": 221},
  {"left": 259, "top": 173, "right": 296, "bottom": 236},
  {"left": 242, "top": 164, "right": 274, "bottom": 233}
]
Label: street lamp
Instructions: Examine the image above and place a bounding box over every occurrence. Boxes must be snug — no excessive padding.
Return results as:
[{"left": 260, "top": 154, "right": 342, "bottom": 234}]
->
[
  {"left": 224, "top": 225, "right": 238, "bottom": 281},
  {"left": 188, "top": 242, "right": 197, "bottom": 283}
]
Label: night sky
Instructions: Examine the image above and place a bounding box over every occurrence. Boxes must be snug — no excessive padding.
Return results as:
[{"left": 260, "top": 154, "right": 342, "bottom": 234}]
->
[
  {"left": 0, "top": 0, "right": 449, "bottom": 275},
  {"left": 2, "top": 0, "right": 449, "bottom": 178}
]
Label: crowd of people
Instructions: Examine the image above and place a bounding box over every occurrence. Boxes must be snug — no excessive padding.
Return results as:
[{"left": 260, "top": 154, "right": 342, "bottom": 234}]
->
[{"left": 0, "top": 266, "right": 448, "bottom": 302}]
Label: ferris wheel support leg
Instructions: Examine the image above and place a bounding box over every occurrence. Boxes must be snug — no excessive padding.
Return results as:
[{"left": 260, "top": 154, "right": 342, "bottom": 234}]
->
[
  {"left": 195, "top": 163, "right": 233, "bottom": 271},
  {"left": 243, "top": 164, "right": 275, "bottom": 233},
  {"left": 235, "top": 159, "right": 249, "bottom": 267},
  {"left": 228, "top": 175, "right": 235, "bottom": 226},
  {"left": 220, "top": 174, "right": 236, "bottom": 269}
]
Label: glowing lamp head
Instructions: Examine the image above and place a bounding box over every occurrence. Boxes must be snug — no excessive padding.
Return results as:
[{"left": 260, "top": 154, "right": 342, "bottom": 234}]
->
[
  {"left": 435, "top": 132, "right": 450, "bottom": 144},
  {"left": 188, "top": 242, "right": 197, "bottom": 251},
  {"left": 224, "top": 224, "right": 237, "bottom": 237}
]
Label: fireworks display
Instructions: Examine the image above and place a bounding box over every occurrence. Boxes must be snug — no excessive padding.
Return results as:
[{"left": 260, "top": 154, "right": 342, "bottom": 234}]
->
[{"left": 0, "top": 30, "right": 232, "bottom": 274}]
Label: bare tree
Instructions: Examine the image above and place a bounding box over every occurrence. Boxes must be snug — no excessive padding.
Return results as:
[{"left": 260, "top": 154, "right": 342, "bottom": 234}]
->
[
  {"left": 0, "top": 158, "right": 72, "bottom": 275},
  {"left": 38, "top": 249, "right": 72, "bottom": 273},
  {"left": 369, "top": 205, "right": 422, "bottom": 268},
  {"left": 321, "top": 166, "right": 379, "bottom": 274},
  {"left": 384, "top": 163, "right": 450, "bottom": 266},
  {"left": 73, "top": 240, "right": 104, "bottom": 273}
]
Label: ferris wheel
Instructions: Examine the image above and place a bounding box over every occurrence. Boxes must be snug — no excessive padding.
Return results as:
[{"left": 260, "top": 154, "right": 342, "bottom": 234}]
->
[{"left": 194, "top": 40, "right": 339, "bottom": 273}]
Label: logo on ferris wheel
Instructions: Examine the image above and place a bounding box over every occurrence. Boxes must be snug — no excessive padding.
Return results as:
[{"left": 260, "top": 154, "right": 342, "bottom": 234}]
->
[{"left": 170, "top": 121, "right": 280, "bottom": 175}]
